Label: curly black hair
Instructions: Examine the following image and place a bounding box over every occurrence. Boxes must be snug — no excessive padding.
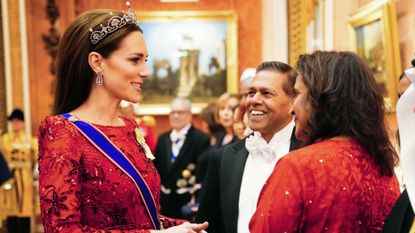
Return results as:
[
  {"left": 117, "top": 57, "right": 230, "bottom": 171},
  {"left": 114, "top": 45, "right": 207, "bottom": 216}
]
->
[{"left": 296, "top": 51, "right": 398, "bottom": 176}]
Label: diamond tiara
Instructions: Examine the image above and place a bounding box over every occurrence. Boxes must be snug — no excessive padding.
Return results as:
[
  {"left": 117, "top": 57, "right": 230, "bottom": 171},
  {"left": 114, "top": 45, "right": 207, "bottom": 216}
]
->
[{"left": 89, "top": 1, "right": 137, "bottom": 45}]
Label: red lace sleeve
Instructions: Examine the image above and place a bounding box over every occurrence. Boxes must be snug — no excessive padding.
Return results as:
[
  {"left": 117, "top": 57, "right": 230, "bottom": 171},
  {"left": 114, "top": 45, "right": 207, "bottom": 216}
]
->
[
  {"left": 159, "top": 215, "right": 186, "bottom": 229},
  {"left": 38, "top": 116, "right": 152, "bottom": 233}
]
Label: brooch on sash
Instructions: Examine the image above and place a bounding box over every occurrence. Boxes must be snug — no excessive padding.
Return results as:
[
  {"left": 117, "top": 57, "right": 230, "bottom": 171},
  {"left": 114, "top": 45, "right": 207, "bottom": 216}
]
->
[{"left": 135, "top": 128, "right": 155, "bottom": 160}]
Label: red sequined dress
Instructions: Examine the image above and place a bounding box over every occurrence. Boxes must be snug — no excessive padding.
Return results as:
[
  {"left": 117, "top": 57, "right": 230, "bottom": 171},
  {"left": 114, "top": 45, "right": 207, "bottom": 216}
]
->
[
  {"left": 249, "top": 139, "right": 400, "bottom": 233},
  {"left": 38, "top": 115, "right": 184, "bottom": 233}
]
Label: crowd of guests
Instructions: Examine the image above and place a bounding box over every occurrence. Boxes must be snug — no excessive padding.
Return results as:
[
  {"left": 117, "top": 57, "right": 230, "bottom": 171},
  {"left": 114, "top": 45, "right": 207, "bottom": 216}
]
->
[{"left": 1, "top": 1, "right": 414, "bottom": 233}]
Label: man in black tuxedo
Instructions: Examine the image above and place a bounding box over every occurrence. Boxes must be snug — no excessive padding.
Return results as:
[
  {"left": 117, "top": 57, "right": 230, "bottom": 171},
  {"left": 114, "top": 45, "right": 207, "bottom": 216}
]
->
[
  {"left": 154, "top": 97, "right": 210, "bottom": 219},
  {"left": 196, "top": 61, "right": 302, "bottom": 233}
]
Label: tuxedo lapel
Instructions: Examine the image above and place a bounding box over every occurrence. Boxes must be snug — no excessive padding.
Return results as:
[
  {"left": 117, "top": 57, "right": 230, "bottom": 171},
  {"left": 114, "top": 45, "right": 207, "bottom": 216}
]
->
[
  {"left": 218, "top": 130, "right": 299, "bottom": 233},
  {"left": 381, "top": 189, "right": 414, "bottom": 233},
  {"left": 157, "top": 132, "right": 174, "bottom": 176},
  {"left": 167, "top": 127, "right": 194, "bottom": 177},
  {"left": 220, "top": 139, "right": 248, "bottom": 233}
]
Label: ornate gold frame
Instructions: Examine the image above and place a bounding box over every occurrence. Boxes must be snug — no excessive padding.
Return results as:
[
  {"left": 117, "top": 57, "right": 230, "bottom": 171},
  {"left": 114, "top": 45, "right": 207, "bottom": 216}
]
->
[
  {"left": 136, "top": 11, "right": 238, "bottom": 115},
  {"left": 348, "top": 0, "right": 401, "bottom": 111}
]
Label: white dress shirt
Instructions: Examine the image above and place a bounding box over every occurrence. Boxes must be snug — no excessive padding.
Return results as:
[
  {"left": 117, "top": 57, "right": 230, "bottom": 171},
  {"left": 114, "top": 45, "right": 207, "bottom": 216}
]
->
[
  {"left": 170, "top": 124, "right": 191, "bottom": 161},
  {"left": 237, "top": 120, "right": 295, "bottom": 233}
]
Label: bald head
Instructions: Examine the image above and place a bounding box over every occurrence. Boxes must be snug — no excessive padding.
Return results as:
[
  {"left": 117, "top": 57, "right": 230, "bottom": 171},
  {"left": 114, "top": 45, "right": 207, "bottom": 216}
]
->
[{"left": 170, "top": 97, "right": 192, "bottom": 111}]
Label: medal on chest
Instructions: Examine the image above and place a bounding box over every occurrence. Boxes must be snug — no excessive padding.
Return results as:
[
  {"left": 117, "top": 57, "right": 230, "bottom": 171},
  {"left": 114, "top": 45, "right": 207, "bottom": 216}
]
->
[{"left": 135, "top": 127, "right": 155, "bottom": 160}]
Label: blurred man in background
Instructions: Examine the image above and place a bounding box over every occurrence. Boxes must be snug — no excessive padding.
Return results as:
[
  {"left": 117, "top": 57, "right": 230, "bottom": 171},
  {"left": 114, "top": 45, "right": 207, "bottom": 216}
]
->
[{"left": 154, "top": 98, "right": 210, "bottom": 219}]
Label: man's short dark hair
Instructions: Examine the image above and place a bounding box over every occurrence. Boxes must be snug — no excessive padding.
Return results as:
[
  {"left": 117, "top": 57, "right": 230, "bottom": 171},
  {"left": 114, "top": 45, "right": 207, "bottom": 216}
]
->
[{"left": 256, "top": 61, "right": 297, "bottom": 97}]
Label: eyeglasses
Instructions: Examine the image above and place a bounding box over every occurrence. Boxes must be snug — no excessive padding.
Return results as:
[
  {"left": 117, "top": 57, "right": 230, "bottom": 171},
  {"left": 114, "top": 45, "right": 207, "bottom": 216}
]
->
[{"left": 170, "top": 110, "right": 190, "bottom": 115}]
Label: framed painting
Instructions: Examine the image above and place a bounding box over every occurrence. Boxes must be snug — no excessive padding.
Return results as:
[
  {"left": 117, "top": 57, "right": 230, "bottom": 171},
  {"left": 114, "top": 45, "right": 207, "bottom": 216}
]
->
[
  {"left": 136, "top": 11, "right": 238, "bottom": 115},
  {"left": 348, "top": 0, "right": 401, "bottom": 111}
]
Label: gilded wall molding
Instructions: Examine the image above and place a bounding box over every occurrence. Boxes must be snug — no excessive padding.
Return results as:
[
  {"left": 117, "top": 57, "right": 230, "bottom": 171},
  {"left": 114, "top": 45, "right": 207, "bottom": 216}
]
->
[
  {"left": 1, "top": 0, "right": 33, "bottom": 135},
  {"left": 8, "top": 0, "right": 23, "bottom": 109},
  {"left": 1, "top": 0, "right": 25, "bottom": 133},
  {"left": 288, "top": 0, "right": 306, "bottom": 66},
  {"left": 0, "top": 2, "right": 6, "bottom": 134},
  {"left": 288, "top": 0, "right": 318, "bottom": 66},
  {"left": 41, "top": 0, "right": 59, "bottom": 77}
]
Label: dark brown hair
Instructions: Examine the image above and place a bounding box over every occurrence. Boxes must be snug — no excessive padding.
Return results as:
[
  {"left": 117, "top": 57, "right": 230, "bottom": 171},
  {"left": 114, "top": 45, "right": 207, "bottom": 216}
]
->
[
  {"left": 200, "top": 103, "right": 225, "bottom": 138},
  {"left": 256, "top": 61, "right": 297, "bottom": 97},
  {"left": 53, "top": 9, "right": 143, "bottom": 114},
  {"left": 296, "top": 51, "right": 398, "bottom": 176}
]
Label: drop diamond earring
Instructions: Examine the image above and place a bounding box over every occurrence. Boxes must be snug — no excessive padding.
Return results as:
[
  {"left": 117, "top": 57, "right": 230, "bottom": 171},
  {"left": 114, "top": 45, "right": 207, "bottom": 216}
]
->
[{"left": 96, "top": 71, "right": 104, "bottom": 85}]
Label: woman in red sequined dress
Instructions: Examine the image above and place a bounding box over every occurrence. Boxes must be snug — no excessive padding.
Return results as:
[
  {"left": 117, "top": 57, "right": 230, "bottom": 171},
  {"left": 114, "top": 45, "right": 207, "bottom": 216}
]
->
[
  {"left": 249, "top": 51, "right": 400, "bottom": 233},
  {"left": 37, "top": 2, "right": 208, "bottom": 233}
]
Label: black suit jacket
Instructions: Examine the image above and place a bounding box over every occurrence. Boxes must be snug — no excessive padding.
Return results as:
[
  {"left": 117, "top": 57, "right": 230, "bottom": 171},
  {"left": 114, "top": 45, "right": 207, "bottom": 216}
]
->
[
  {"left": 195, "top": 130, "right": 302, "bottom": 233},
  {"left": 382, "top": 189, "right": 414, "bottom": 233},
  {"left": 154, "top": 126, "right": 210, "bottom": 218}
]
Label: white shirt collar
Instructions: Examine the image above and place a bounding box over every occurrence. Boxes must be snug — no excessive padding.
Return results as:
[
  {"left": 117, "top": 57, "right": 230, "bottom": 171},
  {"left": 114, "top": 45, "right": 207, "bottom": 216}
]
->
[
  {"left": 253, "top": 120, "right": 295, "bottom": 146},
  {"left": 171, "top": 123, "right": 191, "bottom": 137}
]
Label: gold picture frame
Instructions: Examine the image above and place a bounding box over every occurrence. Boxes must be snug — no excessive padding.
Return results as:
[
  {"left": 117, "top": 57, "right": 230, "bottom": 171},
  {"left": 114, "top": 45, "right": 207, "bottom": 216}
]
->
[
  {"left": 348, "top": 0, "right": 401, "bottom": 112},
  {"left": 136, "top": 11, "right": 238, "bottom": 115}
]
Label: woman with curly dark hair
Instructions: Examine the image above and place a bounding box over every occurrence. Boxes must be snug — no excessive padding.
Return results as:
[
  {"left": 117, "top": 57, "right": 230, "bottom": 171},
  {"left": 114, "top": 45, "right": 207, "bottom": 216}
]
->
[{"left": 250, "top": 51, "right": 400, "bottom": 233}]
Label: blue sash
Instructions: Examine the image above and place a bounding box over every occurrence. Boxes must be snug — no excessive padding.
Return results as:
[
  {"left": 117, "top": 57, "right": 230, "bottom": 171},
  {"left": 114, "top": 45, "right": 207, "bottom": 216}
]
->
[{"left": 60, "top": 113, "right": 161, "bottom": 230}]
